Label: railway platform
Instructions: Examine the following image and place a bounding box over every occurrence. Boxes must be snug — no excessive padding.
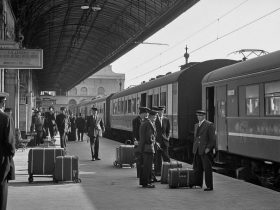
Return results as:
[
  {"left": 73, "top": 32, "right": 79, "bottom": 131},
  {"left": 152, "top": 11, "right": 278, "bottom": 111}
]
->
[{"left": 7, "top": 136, "right": 280, "bottom": 210}]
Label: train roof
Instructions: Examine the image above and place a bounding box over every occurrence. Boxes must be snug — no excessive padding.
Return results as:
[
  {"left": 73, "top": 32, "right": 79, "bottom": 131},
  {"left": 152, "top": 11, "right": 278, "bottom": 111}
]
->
[
  {"left": 202, "top": 50, "right": 280, "bottom": 85},
  {"left": 111, "top": 68, "right": 188, "bottom": 99}
]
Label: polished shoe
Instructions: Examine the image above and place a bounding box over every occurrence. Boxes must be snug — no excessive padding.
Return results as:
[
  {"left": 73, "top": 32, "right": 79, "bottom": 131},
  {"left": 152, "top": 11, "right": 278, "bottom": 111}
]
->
[
  {"left": 142, "top": 184, "right": 155, "bottom": 188},
  {"left": 91, "top": 158, "right": 95, "bottom": 161},
  {"left": 204, "top": 188, "right": 213, "bottom": 191},
  {"left": 95, "top": 157, "right": 101, "bottom": 160}
]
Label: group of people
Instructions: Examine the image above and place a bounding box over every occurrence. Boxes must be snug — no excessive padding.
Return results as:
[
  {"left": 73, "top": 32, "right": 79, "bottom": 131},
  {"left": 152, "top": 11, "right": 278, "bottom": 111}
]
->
[
  {"left": 132, "top": 106, "right": 216, "bottom": 191},
  {"left": 30, "top": 106, "right": 87, "bottom": 148}
]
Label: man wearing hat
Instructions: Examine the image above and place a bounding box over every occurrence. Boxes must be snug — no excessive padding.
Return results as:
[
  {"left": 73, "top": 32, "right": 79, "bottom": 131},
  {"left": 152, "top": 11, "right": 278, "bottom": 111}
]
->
[
  {"left": 45, "top": 106, "right": 57, "bottom": 140},
  {"left": 153, "top": 106, "right": 171, "bottom": 176},
  {"left": 0, "top": 92, "right": 15, "bottom": 210},
  {"left": 138, "top": 109, "right": 158, "bottom": 188},
  {"left": 55, "top": 107, "right": 68, "bottom": 149},
  {"left": 193, "top": 110, "right": 216, "bottom": 191},
  {"left": 86, "top": 107, "right": 105, "bottom": 161},
  {"left": 132, "top": 107, "right": 149, "bottom": 178}
]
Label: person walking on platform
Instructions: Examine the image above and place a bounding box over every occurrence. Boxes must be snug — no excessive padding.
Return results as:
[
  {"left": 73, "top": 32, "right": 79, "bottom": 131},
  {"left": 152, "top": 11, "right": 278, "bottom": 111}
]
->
[
  {"left": 193, "top": 110, "right": 216, "bottom": 191},
  {"left": 138, "top": 109, "right": 158, "bottom": 188},
  {"left": 45, "top": 106, "right": 57, "bottom": 140},
  {"left": 56, "top": 107, "right": 68, "bottom": 149},
  {"left": 132, "top": 107, "right": 149, "bottom": 178},
  {"left": 0, "top": 92, "right": 15, "bottom": 210},
  {"left": 86, "top": 107, "right": 105, "bottom": 161},
  {"left": 32, "top": 109, "right": 46, "bottom": 146},
  {"left": 68, "top": 113, "right": 77, "bottom": 141},
  {"left": 76, "top": 113, "right": 86, "bottom": 141},
  {"left": 153, "top": 106, "right": 171, "bottom": 176}
]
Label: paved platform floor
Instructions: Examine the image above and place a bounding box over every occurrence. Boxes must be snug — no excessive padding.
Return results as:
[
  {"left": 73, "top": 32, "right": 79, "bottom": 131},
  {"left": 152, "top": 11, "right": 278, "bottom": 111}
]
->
[{"left": 7, "top": 136, "right": 280, "bottom": 210}]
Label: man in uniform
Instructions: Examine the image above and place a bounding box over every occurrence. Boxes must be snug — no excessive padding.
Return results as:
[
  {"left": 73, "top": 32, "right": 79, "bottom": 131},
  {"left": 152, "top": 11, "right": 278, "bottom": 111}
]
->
[
  {"left": 56, "top": 107, "right": 68, "bottom": 149},
  {"left": 0, "top": 92, "right": 15, "bottom": 210},
  {"left": 138, "top": 109, "right": 158, "bottom": 188},
  {"left": 76, "top": 113, "right": 86, "bottom": 141},
  {"left": 86, "top": 107, "right": 105, "bottom": 161},
  {"left": 153, "top": 106, "right": 171, "bottom": 176},
  {"left": 193, "top": 110, "right": 216, "bottom": 191},
  {"left": 132, "top": 107, "right": 149, "bottom": 178}
]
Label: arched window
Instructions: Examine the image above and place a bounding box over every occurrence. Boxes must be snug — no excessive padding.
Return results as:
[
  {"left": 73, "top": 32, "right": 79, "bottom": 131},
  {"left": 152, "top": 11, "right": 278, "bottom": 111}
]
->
[
  {"left": 97, "top": 87, "right": 105, "bottom": 95},
  {"left": 68, "top": 99, "right": 77, "bottom": 114},
  {"left": 81, "top": 87, "right": 88, "bottom": 96},
  {"left": 69, "top": 87, "right": 77, "bottom": 96}
]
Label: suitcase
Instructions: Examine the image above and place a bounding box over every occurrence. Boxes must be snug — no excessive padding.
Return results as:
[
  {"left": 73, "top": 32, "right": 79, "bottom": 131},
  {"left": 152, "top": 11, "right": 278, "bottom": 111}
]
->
[
  {"left": 28, "top": 148, "right": 65, "bottom": 182},
  {"left": 168, "top": 168, "right": 198, "bottom": 188},
  {"left": 54, "top": 156, "right": 81, "bottom": 183},
  {"left": 161, "top": 161, "right": 182, "bottom": 184},
  {"left": 113, "top": 145, "right": 135, "bottom": 168}
]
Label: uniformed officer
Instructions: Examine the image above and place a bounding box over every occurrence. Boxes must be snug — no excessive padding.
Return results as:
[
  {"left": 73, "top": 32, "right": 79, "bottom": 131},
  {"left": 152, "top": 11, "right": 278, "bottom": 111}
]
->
[
  {"left": 0, "top": 92, "right": 15, "bottom": 210},
  {"left": 132, "top": 107, "right": 149, "bottom": 178},
  {"left": 138, "top": 109, "right": 158, "bottom": 188},
  {"left": 193, "top": 110, "right": 216, "bottom": 191},
  {"left": 153, "top": 106, "right": 171, "bottom": 176}
]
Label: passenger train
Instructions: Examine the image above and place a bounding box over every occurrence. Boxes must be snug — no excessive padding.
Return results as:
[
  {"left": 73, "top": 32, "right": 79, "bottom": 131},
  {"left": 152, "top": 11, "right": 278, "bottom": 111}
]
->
[{"left": 76, "top": 50, "right": 280, "bottom": 189}]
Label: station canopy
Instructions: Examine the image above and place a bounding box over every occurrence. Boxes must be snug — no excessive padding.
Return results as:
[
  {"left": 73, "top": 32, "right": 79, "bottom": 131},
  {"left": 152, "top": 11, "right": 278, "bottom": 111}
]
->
[{"left": 11, "top": 0, "right": 199, "bottom": 91}]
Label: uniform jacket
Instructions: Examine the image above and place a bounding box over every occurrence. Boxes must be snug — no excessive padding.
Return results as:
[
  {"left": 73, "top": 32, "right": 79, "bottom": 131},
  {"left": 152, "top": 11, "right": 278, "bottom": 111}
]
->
[
  {"left": 56, "top": 113, "right": 68, "bottom": 133},
  {"left": 0, "top": 111, "right": 15, "bottom": 183},
  {"left": 192, "top": 120, "right": 216, "bottom": 155},
  {"left": 155, "top": 116, "right": 171, "bottom": 148},
  {"left": 138, "top": 119, "right": 156, "bottom": 154},
  {"left": 86, "top": 115, "right": 105, "bottom": 138},
  {"left": 132, "top": 116, "right": 142, "bottom": 142}
]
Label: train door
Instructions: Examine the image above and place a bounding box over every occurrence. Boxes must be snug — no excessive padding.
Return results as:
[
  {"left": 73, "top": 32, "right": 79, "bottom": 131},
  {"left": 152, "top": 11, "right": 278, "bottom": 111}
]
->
[
  {"left": 206, "top": 87, "right": 215, "bottom": 123},
  {"left": 216, "top": 85, "right": 228, "bottom": 151}
]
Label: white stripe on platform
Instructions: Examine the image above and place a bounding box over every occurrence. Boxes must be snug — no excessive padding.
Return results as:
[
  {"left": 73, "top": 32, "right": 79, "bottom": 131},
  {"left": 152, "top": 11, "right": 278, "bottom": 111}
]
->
[{"left": 228, "top": 132, "right": 280, "bottom": 140}]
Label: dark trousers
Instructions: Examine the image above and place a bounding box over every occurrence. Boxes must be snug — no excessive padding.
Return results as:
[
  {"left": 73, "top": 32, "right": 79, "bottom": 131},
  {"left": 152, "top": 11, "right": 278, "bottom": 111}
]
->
[
  {"left": 36, "top": 130, "right": 44, "bottom": 146},
  {"left": 77, "top": 130, "right": 84, "bottom": 141},
  {"left": 0, "top": 180, "right": 8, "bottom": 210},
  {"left": 140, "top": 153, "right": 153, "bottom": 186},
  {"left": 59, "top": 130, "right": 67, "bottom": 148},
  {"left": 48, "top": 125, "right": 55, "bottom": 138},
  {"left": 154, "top": 147, "right": 170, "bottom": 176},
  {"left": 193, "top": 152, "right": 213, "bottom": 188},
  {"left": 90, "top": 136, "right": 99, "bottom": 158}
]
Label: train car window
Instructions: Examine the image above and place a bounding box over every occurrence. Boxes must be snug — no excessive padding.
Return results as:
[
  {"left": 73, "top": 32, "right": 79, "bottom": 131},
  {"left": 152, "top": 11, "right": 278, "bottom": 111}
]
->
[
  {"left": 160, "top": 92, "right": 167, "bottom": 108},
  {"left": 147, "top": 95, "right": 153, "bottom": 109},
  {"left": 265, "top": 81, "right": 280, "bottom": 116},
  {"left": 140, "top": 93, "right": 146, "bottom": 107},
  {"left": 127, "top": 100, "right": 131, "bottom": 113},
  {"left": 172, "top": 83, "right": 178, "bottom": 114},
  {"left": 132, "top": 98, "right": 136, "bottom": 114},
  {"left": 153, "top": 94, "right": 159, "bottom": 106},
  {"left": 245, "top": 85, "right": 259, "bottom": 116},
  {"left": 124, "top": 100, "right": 127, "bottom": 114}
]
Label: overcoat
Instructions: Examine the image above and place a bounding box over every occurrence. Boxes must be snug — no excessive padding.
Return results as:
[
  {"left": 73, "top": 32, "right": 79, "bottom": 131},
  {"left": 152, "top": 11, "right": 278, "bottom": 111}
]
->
[
  {"left": 86, "top": 116, "right": 105, "bottom": 138},
  {"left": 0, "top": 111, "right": 15, "bottom": 183},
  {"left": 192, "top": 120, "right": 216, "bottom": 155},
  {"left": 132, "top": 116, "right": 142, "bottom": 141},
  {"left": 138, "top": 119, "right": 156, "bottom": 154},
  {"left": 155, "top": 116, "right": 170, "bottom": 148}
]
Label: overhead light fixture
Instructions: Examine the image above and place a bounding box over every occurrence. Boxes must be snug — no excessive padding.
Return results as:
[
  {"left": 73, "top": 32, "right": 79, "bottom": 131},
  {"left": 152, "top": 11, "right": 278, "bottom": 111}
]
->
[
  {"left": 92, "top": 5, "right": 101, "bottom": 11},
  {"left": 81, "top": 0, "right": 89, "bottom": 10}
]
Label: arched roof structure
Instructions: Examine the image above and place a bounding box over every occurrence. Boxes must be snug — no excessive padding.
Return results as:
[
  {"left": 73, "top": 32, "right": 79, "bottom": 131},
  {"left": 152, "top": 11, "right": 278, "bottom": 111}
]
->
[{"left": 11, "top": 0, "right": 199, "bottom": 91}]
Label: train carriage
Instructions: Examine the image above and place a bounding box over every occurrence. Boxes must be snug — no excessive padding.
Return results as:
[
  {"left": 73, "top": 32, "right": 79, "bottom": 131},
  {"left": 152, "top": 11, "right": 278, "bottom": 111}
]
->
[
  {"left": 110, "top": 59, "right": 237, "bottom": 162},
  {"left": 202, "top": 50, "right": 280, "bottom": 187}
]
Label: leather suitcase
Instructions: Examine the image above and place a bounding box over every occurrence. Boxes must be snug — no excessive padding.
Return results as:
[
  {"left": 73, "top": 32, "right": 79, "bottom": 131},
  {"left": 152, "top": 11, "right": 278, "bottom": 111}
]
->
[
  {"left": 54, "top": 155, "right": 81, "bottom": 183},
  {"left": 114, "top": 145, "right": 135, "bottom": 168},
  {"left": 168, "top": 168, "right": 198, "bottom": 188},
  {"left": 28, "top": 148, "right": 65, "bottom": 182},
  {"left": 161, "top": 161, "right": 182, "bottom": 184}
]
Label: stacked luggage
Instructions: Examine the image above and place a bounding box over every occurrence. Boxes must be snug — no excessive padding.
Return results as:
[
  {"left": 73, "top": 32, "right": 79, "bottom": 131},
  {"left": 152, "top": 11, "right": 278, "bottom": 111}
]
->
[
  {"left": 168, "top": 168, "right": 198, "bottom": 188},
  {"left": 28, "top": 147, "right": 81, "bottom": 183},
  {"left": 114, "top": 140, "right": 135, "bottom": 168},
  {"left": 161, "top": 161, "right": 183, "bottom": 184}
]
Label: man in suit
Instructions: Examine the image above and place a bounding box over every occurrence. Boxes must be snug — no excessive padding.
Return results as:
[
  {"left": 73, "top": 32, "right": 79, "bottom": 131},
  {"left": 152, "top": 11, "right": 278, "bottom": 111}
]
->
[
  {"left": 138, "top": 109, "right": 158, "bottom": 188},
  {"left": 76, "top": 113, "right": 86, "bottom": 141},
  {"left": 132, "top": 107, "right": 149, "bottom": 178},
  {"left": 55, "top": 107, "right": 68, "bottom": 149},
  {"left": 193, "top": 110, "right": 216, "bottom": 191},
  {"left": 86, "top": 107, "right": 105, "bottom": 161},
  {"left": 0, "top": 92, "right": 15, "bottom": 210},
  {"left": 45, "top": 106, "right": 57, "bottom": 140},
  {"left": 154, "top": 106, "right": 171, "bottom": 176}
]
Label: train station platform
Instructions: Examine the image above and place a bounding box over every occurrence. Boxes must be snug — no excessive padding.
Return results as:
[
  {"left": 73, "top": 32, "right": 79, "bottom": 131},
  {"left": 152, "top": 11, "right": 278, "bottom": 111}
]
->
[{"left": 8, "top": 136, "right": 280, "bottom": 210}]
